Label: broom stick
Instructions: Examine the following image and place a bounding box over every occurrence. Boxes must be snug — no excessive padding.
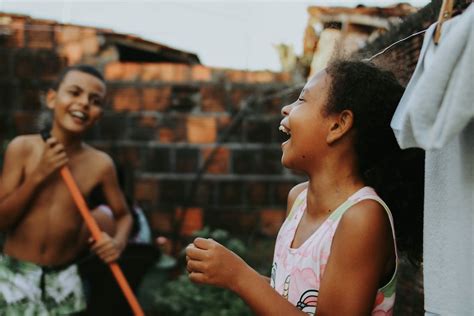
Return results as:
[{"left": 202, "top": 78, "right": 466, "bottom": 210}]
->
[{"left": 41, "top": 130, "right": 145, "bottom": 316}]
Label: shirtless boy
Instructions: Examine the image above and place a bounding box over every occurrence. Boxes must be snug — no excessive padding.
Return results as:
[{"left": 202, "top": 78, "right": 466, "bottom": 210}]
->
[{"left": 0, "top": 65, "right": 132, "bottom": 315}]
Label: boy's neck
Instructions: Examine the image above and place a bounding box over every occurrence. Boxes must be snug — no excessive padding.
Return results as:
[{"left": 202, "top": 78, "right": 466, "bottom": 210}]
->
[{"left": 50, "top": 126, "right": 84, "bottom": 154}]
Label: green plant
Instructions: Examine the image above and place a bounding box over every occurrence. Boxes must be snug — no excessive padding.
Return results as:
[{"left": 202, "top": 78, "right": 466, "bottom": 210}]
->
[{"left": 144, "top": 227, "right": 253, "bottom": 316}]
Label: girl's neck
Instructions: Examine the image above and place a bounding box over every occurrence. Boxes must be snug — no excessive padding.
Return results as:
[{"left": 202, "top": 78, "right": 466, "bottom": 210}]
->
[
  {"left": 50, "top": 125, "right": 84, "bottom": 155},
  {"left": 305, "top": 160, "right": 364, "bottom": 217}
]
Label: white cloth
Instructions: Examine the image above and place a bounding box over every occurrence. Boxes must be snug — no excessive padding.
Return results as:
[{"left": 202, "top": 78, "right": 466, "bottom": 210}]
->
[{"left": 391, "top": 5, "right": 474, "bottom": 315}]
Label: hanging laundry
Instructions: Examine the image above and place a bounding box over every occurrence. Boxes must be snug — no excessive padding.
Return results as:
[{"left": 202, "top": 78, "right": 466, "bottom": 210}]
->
[{"left": 391, "top": 4, "right": 473, "bottom": 315}]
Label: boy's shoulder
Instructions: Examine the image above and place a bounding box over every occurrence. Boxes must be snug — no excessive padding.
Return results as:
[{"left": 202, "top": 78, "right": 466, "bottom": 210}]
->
[
  {"left": 81, "top": 144, "right": 115, "bottom": 170},
  {"left": 5, "top": 134, "right": 42, "bottom": 155}
]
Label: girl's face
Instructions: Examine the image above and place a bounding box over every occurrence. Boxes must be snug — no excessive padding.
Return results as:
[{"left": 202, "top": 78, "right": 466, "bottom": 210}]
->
[{"left": 279, "top": 71, "right": 335, "bottom": 172}]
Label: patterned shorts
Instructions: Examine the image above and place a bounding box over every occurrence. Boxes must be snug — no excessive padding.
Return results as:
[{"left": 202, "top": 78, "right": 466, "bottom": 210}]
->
[{"left": 0, "top": 254, "right": 86, "bottom": 316}]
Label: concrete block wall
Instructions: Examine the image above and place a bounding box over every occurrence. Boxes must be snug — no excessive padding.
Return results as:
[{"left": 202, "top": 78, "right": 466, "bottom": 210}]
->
[
  {"left": 91, "top": 61, "right": 301, "bottom": 238},
  {"left": 0, "top": 17, "right": 302, "bottom": 240}
]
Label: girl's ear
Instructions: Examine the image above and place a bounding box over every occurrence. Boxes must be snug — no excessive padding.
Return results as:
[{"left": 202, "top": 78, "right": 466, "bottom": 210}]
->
[
  {"left": 46, "top": 89, "right": 56, "bottom": 110},
  {"left": 326, "top": 110, "right": 354, "bottom": 144}
]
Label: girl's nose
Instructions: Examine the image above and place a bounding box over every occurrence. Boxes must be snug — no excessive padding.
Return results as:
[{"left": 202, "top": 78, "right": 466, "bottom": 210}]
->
[{"left": 281, "top": 103, "right": 292, "bottom": 116}]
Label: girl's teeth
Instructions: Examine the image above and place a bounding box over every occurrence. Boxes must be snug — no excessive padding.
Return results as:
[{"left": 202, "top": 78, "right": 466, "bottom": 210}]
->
[{"left": 279, "top": 125, "right": 290, "bottom": 135}]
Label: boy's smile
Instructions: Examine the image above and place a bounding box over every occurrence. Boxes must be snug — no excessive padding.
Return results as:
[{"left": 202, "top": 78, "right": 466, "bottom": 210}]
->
[{"left": 47, "top": 70, "right": 106, "bottom": 135}]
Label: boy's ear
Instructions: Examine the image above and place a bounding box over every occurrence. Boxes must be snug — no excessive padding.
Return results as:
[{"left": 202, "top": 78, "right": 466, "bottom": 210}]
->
[
  {"left": 45, "top": 89, "right": 56, "bottom": 110},
  {"left": 326, "top": 110, "right": 354, "bottom": 144}
]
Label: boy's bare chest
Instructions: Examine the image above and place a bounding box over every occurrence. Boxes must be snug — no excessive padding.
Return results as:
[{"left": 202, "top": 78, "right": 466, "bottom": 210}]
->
[{"left": 26, "top": 151, "right": 103, "bottom": 198}]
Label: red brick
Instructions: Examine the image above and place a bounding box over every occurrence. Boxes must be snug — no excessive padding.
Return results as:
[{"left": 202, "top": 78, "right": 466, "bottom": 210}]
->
[
  {"left": 186, "top": 116, "right": 217, "bottom": 144},
  {"left": 260, "top": 209, "right": 285, "bottom": 236},
  {"left": 142, "top": 87, "right": 171, "bottom": 111},
  {"left": 274, "top": 183, "right": 294, "bottom": 205},
  {"left": 26, "top": 21, "right": 54, "bottom": 49},
  {"left": 5, "top": 18, "right": 26, "bottom": 48},
  {"left": 225, "top": 69, "right": 247, "bottom": 82},
  {"left": 104, "top": 62, "right": 142, "bottom": 81},
  {"left": 61, "top": 42, "right": 83, "bottom": 65},
  {"left": 175, "top": 207, "right": 203, "bottom": 236},
  {"left": 80, "top": 34, "right": 99, "bottom": 56},
  {"left": 81, "top": 28, "right": 97, "bottom": 38},
  {"left": 191, "top": 65, "right": 212, "bottom": 81},
  {"left": 55, "top": 25, "right": 81, "bottom": 44},
  {"left": 14, "top": 112, "right": 38, "bottom": 134},
  {"left": 116, "top": 145, "right": 142, "bottom": 169},
  {"left": 277, "top": 72, "right": 291, "bottom": 82},
  {"left": 158, "top": 128, "right": 174, "bottom": 143},
  {"left": 254, "top": 71, "right": 276, "bottom": 83},
  {"left": 141, "top": 63, "right": 191, "bottom": 82},
  {"left": 229, "top": 88, "right": 253, "bottom": 111},
  {"left": 112, "top": 87, "right": 141, "bottom": 111},
  {"left": 200, "top": 86, "right": 226, "bottom": 112},
  {"left": 134, "top": 178, "right": 159, "bottom": 202},
  {"left": 149, "top": 211, "right": 173, "bottom": 233},
  {"left": 248, "top": 182, "right": 267, "bottom": 205},
  {"left": 139, "top": 114, "right": 158, "bottom": 128},
  {"left": 238, "top": 212, "right": 258, "bottom": 232},
  {"left": 202, "top": 147, "right": 229, "bottom": 174}
]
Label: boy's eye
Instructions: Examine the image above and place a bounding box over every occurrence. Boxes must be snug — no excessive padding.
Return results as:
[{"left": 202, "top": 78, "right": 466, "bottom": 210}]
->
[
  {"left": 298, "top": 98, "right": 305, "bottom": 102},
  {"left": 91, "top": 97, "right": 103, "bottom": 107},
  {"left": 69, "top": 90, "right": 80, "bottom": 96}
]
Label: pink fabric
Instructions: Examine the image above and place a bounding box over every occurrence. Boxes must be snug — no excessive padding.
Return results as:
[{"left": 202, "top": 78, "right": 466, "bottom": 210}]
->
[{"left": 270, "top": 187, "right": 397, "bottom": 315}]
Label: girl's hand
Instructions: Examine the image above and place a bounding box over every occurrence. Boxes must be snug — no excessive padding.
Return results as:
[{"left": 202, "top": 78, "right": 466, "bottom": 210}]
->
[
  {"left": 32, "top": 137, "right": 68, "bottom": 183},
  {"left": 89, "top": 232, "right": 124, "bottom": 264},
  {"left": 186, "top": 237, "right": 248, "bottom": 292}
]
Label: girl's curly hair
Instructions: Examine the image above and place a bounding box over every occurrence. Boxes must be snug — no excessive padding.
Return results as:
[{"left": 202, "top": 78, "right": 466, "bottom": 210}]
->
[{"left": 325, "top": 59, "right": 424, "bottom": 266}]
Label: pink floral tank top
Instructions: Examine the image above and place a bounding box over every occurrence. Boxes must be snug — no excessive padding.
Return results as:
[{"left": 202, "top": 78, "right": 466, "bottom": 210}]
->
[{"left": 270, "top": 186, "right": 398, "bottom": 315}]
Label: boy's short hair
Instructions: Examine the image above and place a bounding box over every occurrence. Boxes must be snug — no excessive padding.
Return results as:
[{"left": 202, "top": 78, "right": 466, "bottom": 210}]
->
[{"left": 52, "top": 65, "right": 105, "bottom": 91}]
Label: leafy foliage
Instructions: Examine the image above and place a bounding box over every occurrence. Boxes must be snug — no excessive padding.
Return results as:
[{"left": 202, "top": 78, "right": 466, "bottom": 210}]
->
[{"left": 144, "top": 227, "right": 253, "bottom": 316}]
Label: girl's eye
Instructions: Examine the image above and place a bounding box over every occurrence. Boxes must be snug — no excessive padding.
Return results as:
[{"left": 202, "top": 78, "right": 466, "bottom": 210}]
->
[
  {"left": 298, "top": 98, "right": 305, "bottom": 102},
  {"left": 69, "top": 90, "right": 80, "bottom": 96}
]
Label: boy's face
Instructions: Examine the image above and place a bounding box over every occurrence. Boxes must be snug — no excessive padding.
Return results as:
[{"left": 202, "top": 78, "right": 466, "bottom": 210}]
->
[{"left": 47, "top": 70, "right": 106, "bottom": 135}]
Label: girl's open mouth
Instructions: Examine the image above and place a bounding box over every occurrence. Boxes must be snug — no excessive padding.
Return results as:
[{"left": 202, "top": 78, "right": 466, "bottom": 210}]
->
[{"left": 278, "top": 125, "right": 291, "bottom": 144}]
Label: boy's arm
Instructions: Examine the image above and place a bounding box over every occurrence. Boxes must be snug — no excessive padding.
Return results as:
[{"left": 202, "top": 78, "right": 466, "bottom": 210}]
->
[
  {"left": 91, "top": 156, "right": 132, "bottom": 263},
  {"left": 0, "top": 137, "right": 67, "bottom": 230}
]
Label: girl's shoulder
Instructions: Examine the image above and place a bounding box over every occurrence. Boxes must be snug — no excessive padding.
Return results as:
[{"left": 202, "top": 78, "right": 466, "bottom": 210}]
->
[{"left": 286, "top": 182, "right": 308, "bottom": 217}]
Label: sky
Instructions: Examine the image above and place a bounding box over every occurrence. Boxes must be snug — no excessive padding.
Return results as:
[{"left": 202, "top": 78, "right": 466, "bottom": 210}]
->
[{"left": 0, "top": 0, "right": 430, "bottom": 71}]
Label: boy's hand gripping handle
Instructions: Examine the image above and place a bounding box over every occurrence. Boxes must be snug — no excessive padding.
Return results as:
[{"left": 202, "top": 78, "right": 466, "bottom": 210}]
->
[{"left": 40, "top": 130, "right": 144, "bottom": 316}]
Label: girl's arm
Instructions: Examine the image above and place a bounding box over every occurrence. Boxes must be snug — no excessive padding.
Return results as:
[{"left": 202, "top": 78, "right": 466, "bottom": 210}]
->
[
  {"left": 186, "top": 182, "right": 310, "bottom": 316},
  {"left": 186, "top": 238, "right": 306, "bottom": 316},
  {"left": 316, "top": 199, "right": 395, "bottom": 315},
  {"left": 0, "top": 137, "right": 67, "bottom": 230}
]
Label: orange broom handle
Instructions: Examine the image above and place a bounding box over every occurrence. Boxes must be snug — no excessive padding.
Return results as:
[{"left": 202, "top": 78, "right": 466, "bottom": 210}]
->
[{"left": 60, "top": 167, "right": 145, "bottom": 316}]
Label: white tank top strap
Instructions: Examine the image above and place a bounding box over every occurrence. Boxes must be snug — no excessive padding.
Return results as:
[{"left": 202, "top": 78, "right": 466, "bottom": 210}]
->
[{"left": 346, "top": 194, "right": 398, "bottom": 261}]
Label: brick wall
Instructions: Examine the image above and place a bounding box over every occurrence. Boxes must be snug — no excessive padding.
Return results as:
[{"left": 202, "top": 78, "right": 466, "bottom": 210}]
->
[
  {"left": 93, "top": 61, "right": 298, "bottom": 239},
  {"left": 0, "top": 15, "right": 300, "bottom": 243}
]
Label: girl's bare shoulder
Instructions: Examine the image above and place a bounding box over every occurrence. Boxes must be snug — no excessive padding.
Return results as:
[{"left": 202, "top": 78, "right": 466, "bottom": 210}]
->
[{"left": 286, "top": 182, "right": 308, "bottom": 215}]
